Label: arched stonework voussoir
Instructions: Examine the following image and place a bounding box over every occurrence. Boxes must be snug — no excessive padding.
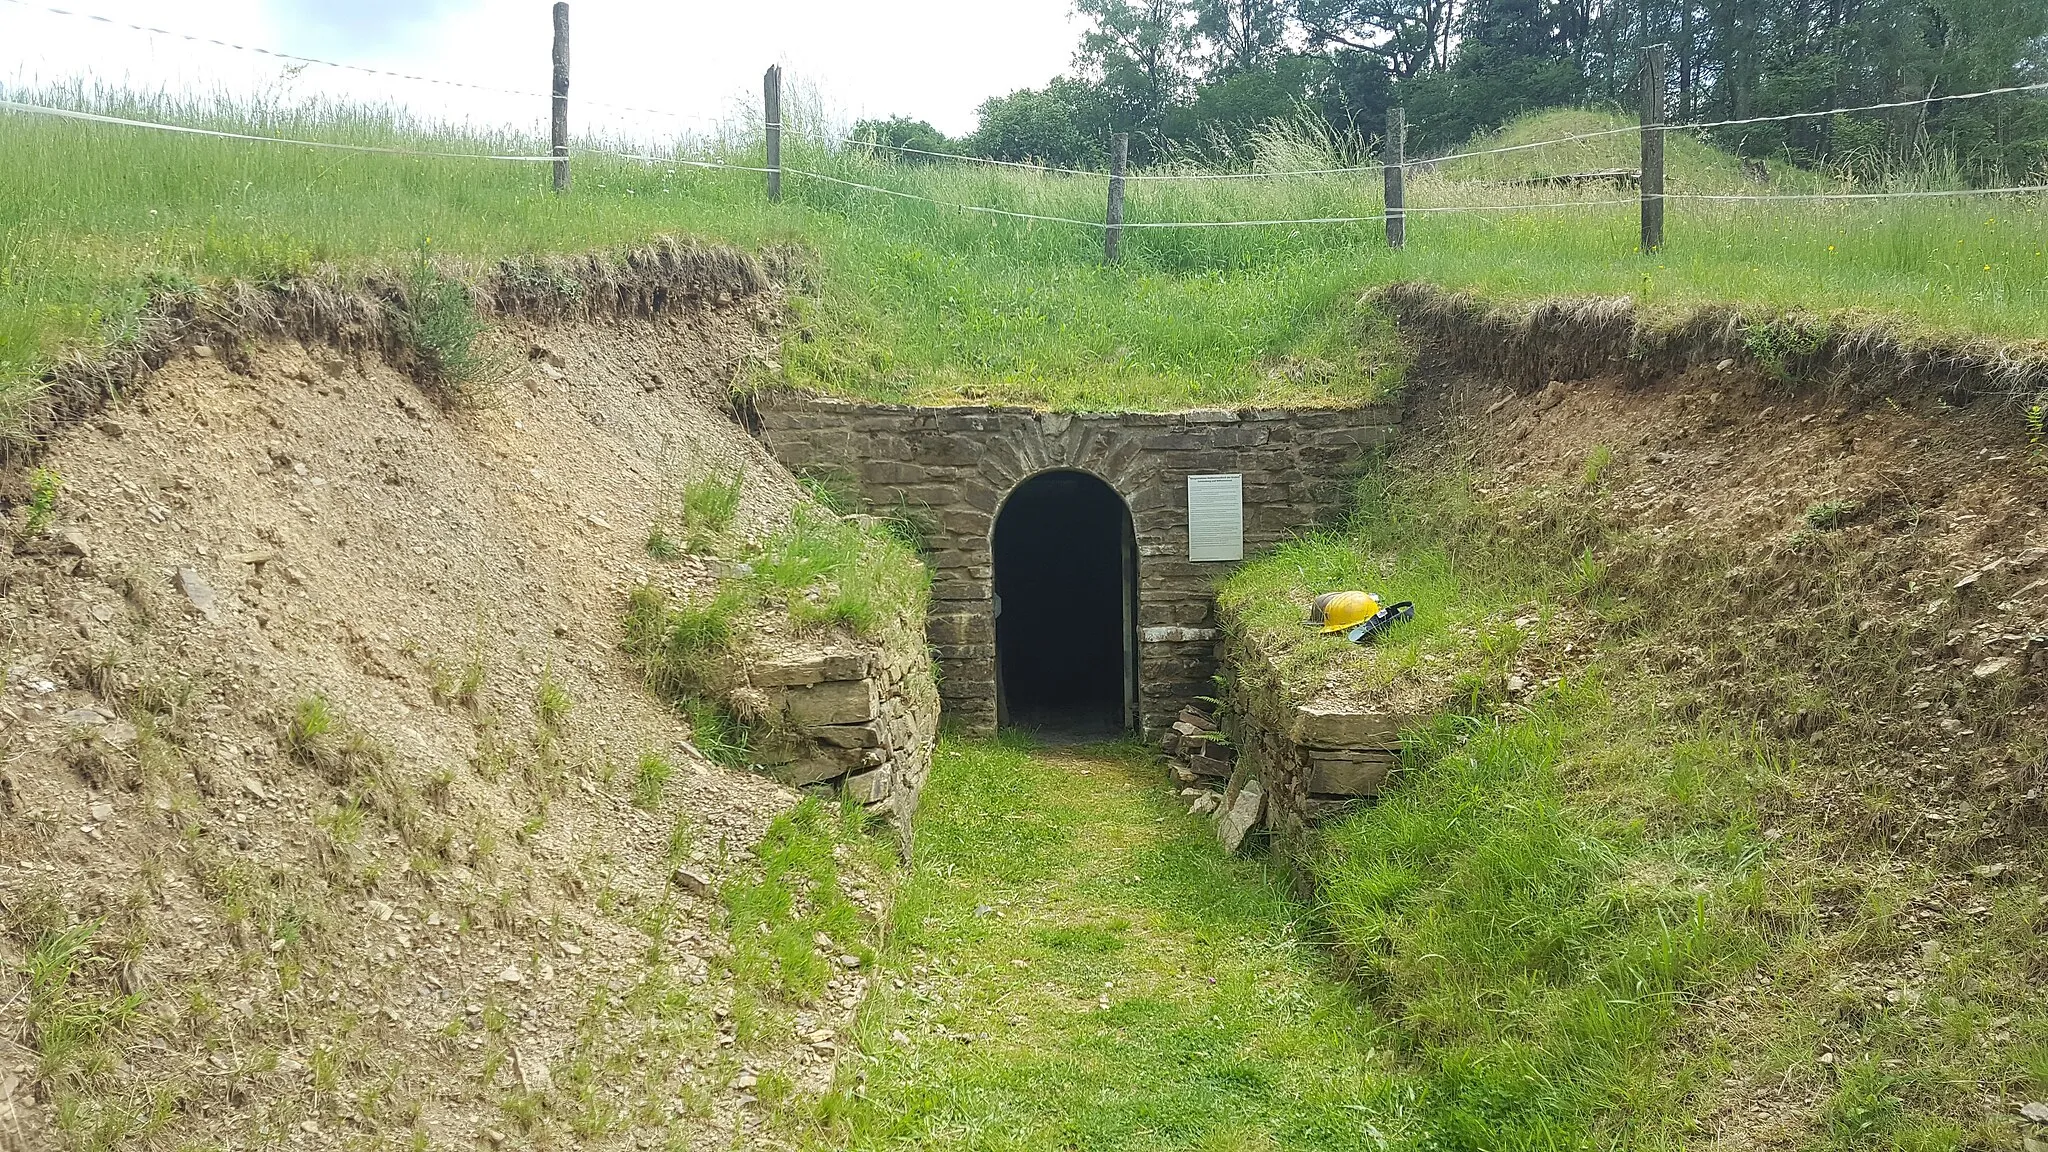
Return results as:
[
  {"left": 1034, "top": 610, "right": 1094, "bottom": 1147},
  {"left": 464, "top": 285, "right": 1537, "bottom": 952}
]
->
[{"left": 751, "top": 392, "right": 1404, "bottom": 737}]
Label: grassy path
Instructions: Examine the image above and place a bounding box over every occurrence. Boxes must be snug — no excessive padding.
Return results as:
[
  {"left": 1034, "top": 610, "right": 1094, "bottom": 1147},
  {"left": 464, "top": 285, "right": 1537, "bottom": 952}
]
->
[{"left": 806, "top": 737, "right": 1386, "bottom": 1152}]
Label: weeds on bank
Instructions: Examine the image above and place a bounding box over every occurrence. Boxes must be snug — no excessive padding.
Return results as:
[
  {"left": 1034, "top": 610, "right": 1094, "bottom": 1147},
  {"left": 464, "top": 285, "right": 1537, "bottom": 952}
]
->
[
  {"left": 22, "top": 920, "right": 145, "bottom": 1084},
  {"left": 19, "top": 466, "right": 62, "bottom": 536},
  {"left": 683, "top": 700, "right": 753, "bottom": 770},
  {"left": 721, "top": 797, "right": 877, "bottom": 1004},
  {"left": 624, "top": 505, "right": 927, "bottom": 764},
  {"left": 631, "top": 752, "right": 675, "bottom": 810},
  {"left": 681, "top": 470, "right": 744, "bottom": 549},
  {"left": 398, "top": 247, "right": 492, "bottom": 405},
  {"left": 648, "top": 469, "right": 747, "bottom": 559},
  {"left": 1315, "top": 676, "right": 1768, "bottom": 1146}
]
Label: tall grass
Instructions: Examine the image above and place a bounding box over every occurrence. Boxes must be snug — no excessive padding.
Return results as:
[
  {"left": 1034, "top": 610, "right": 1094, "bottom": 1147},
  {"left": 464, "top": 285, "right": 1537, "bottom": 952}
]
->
[{"left": 3, "top": 90, "right": 2045, "bottom": 424}]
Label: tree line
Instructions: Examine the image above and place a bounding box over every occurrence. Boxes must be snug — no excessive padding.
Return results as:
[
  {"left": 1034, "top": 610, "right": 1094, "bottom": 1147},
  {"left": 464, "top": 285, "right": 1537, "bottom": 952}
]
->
[{"left": 852, "top": 0, "right": 2048, "bottom": 181}]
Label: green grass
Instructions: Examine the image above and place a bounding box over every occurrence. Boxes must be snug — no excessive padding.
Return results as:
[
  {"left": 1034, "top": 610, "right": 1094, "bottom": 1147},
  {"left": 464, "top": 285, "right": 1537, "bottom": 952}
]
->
[
  {"left": 801, "top": 731, "right": 1765, "bottom": 1150},
  {"left": 20, "top": 465, "right": 61, "bottom": 534},
  {"left": 398, "top": 246, "right": 492, "bottom": 404},
  {"left": 1313, "top": 681, "right": 1767, "bottom": 1147},
  {"left": 806, "top": 737, "right": 1386, "bottom": 1151},
  {"left": 1219, "top": 467, "right": 1533, "bottom": 701},
  {"left": 624, "top": 504, "right": 927, "bottom": 774},
  {"left": 630, "top": 752, "right": 675, "bottom": 810},
  {"left": 624, "top": 506, "right": 927, "bottom": 699},
  {"left": 721, "top": 797, "right": 881, "bottom": 1004},
  {"left": 4, "top": 98, "right": 2045, "bottom": 426},
  {"left": 679, "top": 469, "right": 745, "bottom": 551},
  {"left": 1229, "top": 441, "right": 2048, "bottom": 1147}
]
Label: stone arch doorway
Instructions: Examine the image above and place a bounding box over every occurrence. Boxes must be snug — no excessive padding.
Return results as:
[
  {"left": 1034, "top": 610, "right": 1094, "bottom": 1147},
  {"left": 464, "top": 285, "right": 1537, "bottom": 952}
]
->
[{"left": 991, "top": 469, "right": 1139, "bottom": 739}]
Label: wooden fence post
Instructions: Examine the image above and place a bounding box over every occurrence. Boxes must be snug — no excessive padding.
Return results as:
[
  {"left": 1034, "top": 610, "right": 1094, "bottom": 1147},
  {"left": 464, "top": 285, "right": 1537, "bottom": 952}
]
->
[
  {"left": 1384, "top": 107, "right": 1406, "bottom": 249},
  {"left": 1641, "top": 43, "right": 1667, "bottom": 252},
  {"left": 550, "top": 3, "right": 569, "bottom": 194},
  {"left": 764, "top": 65, "right": 783, "bottom": 204},
  {"left": 1106, "top": 132, "right": 1129, "bottom": 264}
]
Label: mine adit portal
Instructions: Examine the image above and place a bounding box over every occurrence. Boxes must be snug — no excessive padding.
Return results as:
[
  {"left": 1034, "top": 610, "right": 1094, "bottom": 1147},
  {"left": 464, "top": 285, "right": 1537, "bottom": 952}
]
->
[
  {"left": 753, "top": 396, "right": 1402, "bottom": 736},
  {"left": 992, "top": 469, "right": 1138, "bottom": 739}
]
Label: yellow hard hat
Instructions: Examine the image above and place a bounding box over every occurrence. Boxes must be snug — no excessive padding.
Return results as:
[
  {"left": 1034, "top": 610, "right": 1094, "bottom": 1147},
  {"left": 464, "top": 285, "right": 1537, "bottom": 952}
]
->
[{"left": 1309, "top": 590, "right": 1382, "bottom": 634}]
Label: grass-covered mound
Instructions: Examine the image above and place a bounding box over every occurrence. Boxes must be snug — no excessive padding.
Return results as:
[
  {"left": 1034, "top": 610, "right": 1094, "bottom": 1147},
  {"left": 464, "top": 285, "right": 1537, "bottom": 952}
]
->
[
  {"left": 1222, "top": 382, "right": 2048, "bottom": 1146},
  {"left": 6, "top": 93, "right": 2047, "bottom": 428}
]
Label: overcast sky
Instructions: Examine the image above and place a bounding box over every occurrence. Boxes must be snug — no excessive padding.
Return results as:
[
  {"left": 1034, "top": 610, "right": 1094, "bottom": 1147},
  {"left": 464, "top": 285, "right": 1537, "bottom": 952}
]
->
[{"left": 0, "top": 0, "right": 1079, "bottom": 137}]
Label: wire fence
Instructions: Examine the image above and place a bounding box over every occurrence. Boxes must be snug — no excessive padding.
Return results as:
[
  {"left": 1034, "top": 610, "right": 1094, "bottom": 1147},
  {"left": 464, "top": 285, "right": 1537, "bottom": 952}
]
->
[{"left": 4, "top": 0, "right": 2046, "bottom": 250}]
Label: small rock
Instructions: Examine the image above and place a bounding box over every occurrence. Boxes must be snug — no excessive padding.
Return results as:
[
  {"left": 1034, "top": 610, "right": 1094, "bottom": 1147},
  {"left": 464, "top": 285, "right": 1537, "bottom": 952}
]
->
[
  {"left": 2021, "top": 1101, "right": 2048, "bottom": 1124},
  {"left": 889, "top": 1029, "right": 909, "bottom": 1045},
  {"left": 241, "top": 777, "right": 269, "bottom": 802},
  {"left": 55, "top": 528, "right": 89, "bottom": 557},
  {"left": 1973, "top": 656, "right": 2016, "bottom": 680},
  {"left": 731, "top": 1071, "right": 757, "bottom": 1090},
  {"left": 1217, "top": 780, "right": 1266, "bottom": 854},
  {"left": 62, "top": 708, "right": 107, "bottom": 728},
  {"left": 1972, "top": 862, "right": 2015, "bottom": 882},
  {"left": 174, "top": 567, "right": 219, "bottom": 620},
  {"left": 497, "top": 965, "right": 525, "bottom": 984},
  {"left": 672, "top": 868, "right": 712, "bottom": 897},
  {"left": 838, "top": 954, "right": 862, "bottom": 969},
  {"left": 89, "top": 800, "right": 114, "bottom": 822},
  {"left": 101, "top": 721, "right": 138, "bottom": 749},
  {"left": 1716, "top": 358, "right": 1736, "bottom": 372},
  {"left": 367, "top": 900, "right": 394, "bottom": 921}
]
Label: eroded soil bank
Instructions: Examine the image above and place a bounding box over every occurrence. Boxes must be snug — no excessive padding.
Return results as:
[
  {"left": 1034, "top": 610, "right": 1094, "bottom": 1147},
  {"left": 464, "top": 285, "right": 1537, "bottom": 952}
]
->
[{"left": 0, "top": 270, "right": 924, "bottom": 1149}]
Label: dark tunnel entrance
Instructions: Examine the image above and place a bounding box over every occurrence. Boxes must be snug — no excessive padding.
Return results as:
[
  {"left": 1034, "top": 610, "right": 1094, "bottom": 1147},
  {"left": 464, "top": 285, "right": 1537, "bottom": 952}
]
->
[{"left": 992, "top": 470, "right": 1138, "bottom": 740}]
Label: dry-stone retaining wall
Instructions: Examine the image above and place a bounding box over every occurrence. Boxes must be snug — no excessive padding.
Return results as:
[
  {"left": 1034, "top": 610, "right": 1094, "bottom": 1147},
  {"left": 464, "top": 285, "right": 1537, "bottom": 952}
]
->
[
  {"left": 753, "top": 393, "right": 1401, "bottom": 734},
  {"left": 1217, "top": 624, "right": 1410, "bottom": 854},
  {"left": 746, "top": 614, "right": 938, "bottom": 842}
]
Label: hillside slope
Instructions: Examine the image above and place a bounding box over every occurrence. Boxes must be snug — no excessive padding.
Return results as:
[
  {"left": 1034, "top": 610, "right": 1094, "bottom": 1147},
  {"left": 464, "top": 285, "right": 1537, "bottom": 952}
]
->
[
  {"left": 1221, "top": 296, "right": 2048, "bottom": 1147},
  {"left": 0, "top": 253, "right": 908, "bottom": 1149}
]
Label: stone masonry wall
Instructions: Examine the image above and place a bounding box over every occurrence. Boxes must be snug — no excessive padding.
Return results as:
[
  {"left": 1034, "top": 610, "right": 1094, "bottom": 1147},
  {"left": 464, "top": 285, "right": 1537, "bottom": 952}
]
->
[
  {"left": 754, "top": 393, "right": 1401, "bottom": 734},
  {"left": 746, "top": 611, "right": 938, "bottom": 845},
  {"left": 1216, "top": 614, "right": 1413, "bottom": 855}
]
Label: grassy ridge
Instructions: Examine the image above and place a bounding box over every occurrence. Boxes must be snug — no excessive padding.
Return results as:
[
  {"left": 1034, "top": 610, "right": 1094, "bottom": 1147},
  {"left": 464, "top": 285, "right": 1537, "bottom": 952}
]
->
[
  {"left": 1224, "top": 448, "right": 2048, "bottom": 1147},
  {"left": 3, "top": 99, "right": 2047, "bottom": 424}
]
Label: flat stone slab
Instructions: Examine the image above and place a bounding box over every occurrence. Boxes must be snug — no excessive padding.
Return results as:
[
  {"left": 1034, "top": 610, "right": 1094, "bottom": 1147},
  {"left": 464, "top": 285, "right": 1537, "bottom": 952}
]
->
[
  {"left": 785, "top": 679, "right": 879, "bottom": 727},
  {"left": 1308, "top": 751, "right": 1397, "bottom": 798},
  {"left": 1289, "top": 702, "right": 1411, "bottom": 750},
  {"left": 1217, "top": 779, "right": 1266, "bottom": 854},
  {"left": 754, "top": 651, "right": 872, "bottom": 687}
]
